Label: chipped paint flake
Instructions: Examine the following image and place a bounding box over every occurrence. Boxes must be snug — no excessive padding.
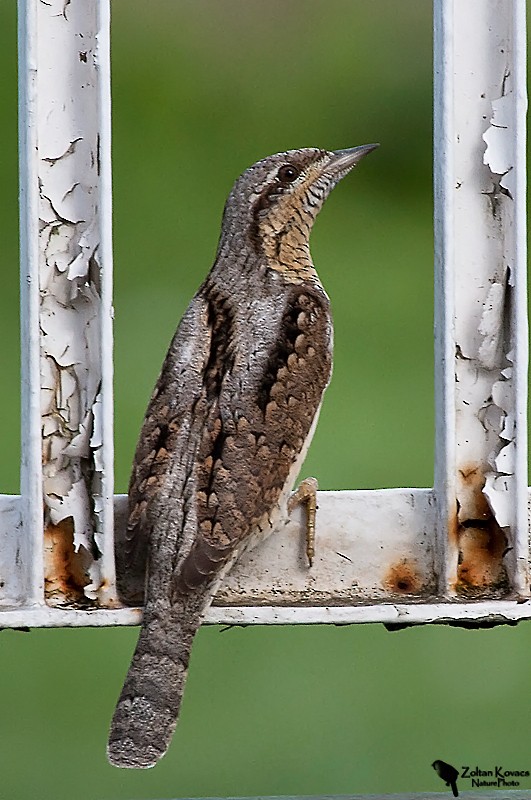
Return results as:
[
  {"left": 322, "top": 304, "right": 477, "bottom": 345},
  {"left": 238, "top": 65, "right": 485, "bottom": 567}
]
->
[
  {"left": 483, "top": 474, "right": 514, "bottom": 528},
  {"left": 483, "top": 72, "right": 516, "bottom": 196}
]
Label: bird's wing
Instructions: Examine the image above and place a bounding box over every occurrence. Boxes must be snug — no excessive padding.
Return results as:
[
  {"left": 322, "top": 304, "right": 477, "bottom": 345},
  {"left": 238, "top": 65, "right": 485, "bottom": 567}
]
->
[
  {"left": 116, "top": 280, "right": 332, "bottom": 603},
  {"left": 174, "top": 282, "right": 333, "bottom": 593},
  {"left": 115, "top": 295, "right": 212, "bottom": 603}
]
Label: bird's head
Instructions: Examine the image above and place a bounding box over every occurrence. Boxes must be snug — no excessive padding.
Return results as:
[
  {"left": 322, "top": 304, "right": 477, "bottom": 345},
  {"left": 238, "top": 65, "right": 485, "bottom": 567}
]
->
[{"left": 218, "top": 144, "right": 378, "bottom": 281}]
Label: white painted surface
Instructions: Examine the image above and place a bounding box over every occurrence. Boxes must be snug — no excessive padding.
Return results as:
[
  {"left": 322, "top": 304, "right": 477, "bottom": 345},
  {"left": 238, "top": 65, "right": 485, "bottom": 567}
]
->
[
  {"left": 17, "top": 0, "right": 115, "bottom": 609},
  {"left": 433, "top": 0, "right": 528, "bottom": 598},
  {"left": 93, "top": 0, "right": 116, "bottom": 607},
  {"left": 2, "top": 491, "right": 531, "bottom": 627},
  {"left": 18, "top": 0, "right": 43, "bottom": 606}
]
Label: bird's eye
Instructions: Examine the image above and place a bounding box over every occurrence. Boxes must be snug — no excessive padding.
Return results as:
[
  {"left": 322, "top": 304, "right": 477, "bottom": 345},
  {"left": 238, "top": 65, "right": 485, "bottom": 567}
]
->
[{"left": 277, "top": 164, "right": 300, "bottom": 183}]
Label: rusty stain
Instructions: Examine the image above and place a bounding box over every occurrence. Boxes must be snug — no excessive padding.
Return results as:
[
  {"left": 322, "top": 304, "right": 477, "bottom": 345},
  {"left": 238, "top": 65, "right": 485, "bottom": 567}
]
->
[
  {"left": 384, "top": 559, "right": 424, "bottom": 596},
  {"left": 450, "top": 463, "right": 509, "bottom": 598},
  {"left": 457, "top": 522, "right": 508, "bottom": 596},
  {"left": 44, "top": 518, "right": 93, "bottom": 605}
]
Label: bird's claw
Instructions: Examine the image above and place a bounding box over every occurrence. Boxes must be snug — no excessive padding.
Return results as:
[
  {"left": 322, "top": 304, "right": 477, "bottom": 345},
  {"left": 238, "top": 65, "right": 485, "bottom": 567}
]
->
[{"left": 288, "top": 476, "right": 318, "bottom": 567}]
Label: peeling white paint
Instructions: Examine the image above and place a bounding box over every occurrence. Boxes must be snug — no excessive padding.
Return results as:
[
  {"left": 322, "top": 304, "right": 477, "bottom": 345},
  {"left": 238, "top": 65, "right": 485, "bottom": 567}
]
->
[
  {"left": 16, "top": 0, "right": 114, "bottom": 607},
  {"left": 483, "top": 74, "right": 516, "bottom": 196},
  {"left": 434, "top": 0, "right": 528, "bottom": 597},
  {"left": 484, "top": 474, "right": 514, "bottom": 528},
  {"left": 478, "top": 67, "right": 521, "bottom": 537},
  {"left": 481, "top": 69, "right": 526, "bottom": 563}
]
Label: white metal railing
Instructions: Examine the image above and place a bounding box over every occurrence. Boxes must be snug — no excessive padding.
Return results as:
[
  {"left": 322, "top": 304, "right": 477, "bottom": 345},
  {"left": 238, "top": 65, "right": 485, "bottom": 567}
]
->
[{"left": 1, "top": 0, "right": 528, "bottom": 628}]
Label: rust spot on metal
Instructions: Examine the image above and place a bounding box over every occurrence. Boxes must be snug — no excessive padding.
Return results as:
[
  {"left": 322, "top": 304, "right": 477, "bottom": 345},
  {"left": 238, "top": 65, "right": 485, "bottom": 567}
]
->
[
  {"left": 44, "top": 518, "right": 93, "bottom": 605},
  {"left": 451, "top": 463, "right": 509, "bottom": 598},
  {"left": 384, "top": 559, "right": 424, "bottom": 596},
  {"left": 457, "top": 521, "right": 508, "bottom": 596}
]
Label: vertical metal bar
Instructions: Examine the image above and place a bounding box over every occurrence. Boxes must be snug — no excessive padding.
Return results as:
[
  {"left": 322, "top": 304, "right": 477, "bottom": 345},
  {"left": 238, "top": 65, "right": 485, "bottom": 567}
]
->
[
  {"left": 509, "top": 1, "right": 528, "bottom": 598},
  {"left": 433, "top": 0, "right": 528, "bottom": 599},
  {"left": 94, "top": 0, "right": 117, "bottom": 607},
  {"left": 16, "top": 0, "right": 116, "bottom": 608},
  {"left": 433, "top": 0, "right": 456, "bottom": 596},
  {"left": 18, "top": 0, "right": 44, "bottom": 605}
]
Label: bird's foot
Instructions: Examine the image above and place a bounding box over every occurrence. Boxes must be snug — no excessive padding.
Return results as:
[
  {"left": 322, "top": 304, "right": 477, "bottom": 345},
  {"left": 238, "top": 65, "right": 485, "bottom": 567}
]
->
[{"left": 288, "top": 477, "right": 318, "bottom": 567}]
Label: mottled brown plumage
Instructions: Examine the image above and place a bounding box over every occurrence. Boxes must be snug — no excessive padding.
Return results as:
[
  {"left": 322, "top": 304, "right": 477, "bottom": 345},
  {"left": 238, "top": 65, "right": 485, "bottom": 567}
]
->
[{"left": 108, "top": 144, "right": 378, "bottom": 768}]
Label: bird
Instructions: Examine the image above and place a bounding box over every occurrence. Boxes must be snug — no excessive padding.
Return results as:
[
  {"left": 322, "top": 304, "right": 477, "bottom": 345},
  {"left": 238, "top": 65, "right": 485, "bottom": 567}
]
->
[
  {"left": 107, "top": 143, "right": 378, "bottom": 769},
  {"left": 432, "top": 759, "right": 460, "bottom": 797}
]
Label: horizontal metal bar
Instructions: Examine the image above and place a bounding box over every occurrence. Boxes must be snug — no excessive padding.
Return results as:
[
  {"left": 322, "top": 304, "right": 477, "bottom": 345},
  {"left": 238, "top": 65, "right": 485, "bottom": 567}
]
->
[
  {"left": 1, "top": 488, "right": 436, "bottom": 612},
  {"left": 1, "top": 489, "right": 531, "bottom": 628},
  {"left": 2, "top": 599, "right": 531, "bottom": 630}
]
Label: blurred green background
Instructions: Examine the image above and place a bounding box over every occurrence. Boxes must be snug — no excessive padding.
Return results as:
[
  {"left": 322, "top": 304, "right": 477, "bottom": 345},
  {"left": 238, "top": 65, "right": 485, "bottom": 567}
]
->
[{"left": 1, "top": 1, "right": 531, "bottom": 798}]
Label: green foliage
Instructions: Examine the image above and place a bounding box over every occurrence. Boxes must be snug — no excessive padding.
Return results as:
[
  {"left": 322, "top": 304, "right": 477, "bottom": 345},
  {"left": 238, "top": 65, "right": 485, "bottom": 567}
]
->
[{"left": 1, "top": 2, "right": 531, "bottom": 797}]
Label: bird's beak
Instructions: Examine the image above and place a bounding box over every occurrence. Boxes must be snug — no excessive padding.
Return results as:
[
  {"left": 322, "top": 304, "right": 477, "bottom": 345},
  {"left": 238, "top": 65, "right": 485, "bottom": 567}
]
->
[{"left": 322, "top": 143, "right": 379, "bottom": 178}]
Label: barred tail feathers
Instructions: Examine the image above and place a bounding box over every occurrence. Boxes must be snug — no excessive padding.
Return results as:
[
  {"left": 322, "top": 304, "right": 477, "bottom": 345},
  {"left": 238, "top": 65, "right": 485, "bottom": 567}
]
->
[{"left": 107, "top": 599, "right": 203, "bottom": 769}]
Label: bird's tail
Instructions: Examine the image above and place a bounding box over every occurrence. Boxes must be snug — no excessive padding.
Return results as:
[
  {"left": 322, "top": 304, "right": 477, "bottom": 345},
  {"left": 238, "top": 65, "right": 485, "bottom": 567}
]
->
[
  {"left": 450, "top": 779, "right": 459, "bottom": 797},
  {"left": 107, "top": 595, "right": 205, "bottom": 769}
]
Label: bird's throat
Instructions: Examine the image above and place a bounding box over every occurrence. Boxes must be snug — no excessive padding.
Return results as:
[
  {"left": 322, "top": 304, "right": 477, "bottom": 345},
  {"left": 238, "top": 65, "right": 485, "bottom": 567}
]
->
[{"left": 260, "top": 224, "right": 318, "bottom": 284}]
